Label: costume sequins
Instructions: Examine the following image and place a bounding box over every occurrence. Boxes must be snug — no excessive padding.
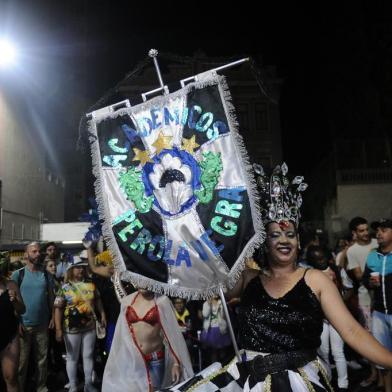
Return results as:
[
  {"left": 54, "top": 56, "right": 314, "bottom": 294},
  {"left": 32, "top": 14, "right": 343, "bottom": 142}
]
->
[{"left": 238, "top": 274, "right": 324, "bottom": 353}]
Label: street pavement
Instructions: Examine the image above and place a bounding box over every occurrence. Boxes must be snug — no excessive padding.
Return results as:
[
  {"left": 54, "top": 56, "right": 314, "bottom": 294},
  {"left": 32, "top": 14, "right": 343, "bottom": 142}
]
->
[{"left": 0, "top": 358, "right": 384, "bottom": 391}]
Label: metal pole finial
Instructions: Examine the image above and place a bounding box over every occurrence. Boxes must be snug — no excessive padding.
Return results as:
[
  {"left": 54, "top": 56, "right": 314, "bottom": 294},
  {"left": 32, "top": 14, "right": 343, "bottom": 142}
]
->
[
  {"left": 146, "top": 48, "right": 166, "bottom": 97},
  {"left": 148, "top": 49, "right": 158, "bottom": 58}
]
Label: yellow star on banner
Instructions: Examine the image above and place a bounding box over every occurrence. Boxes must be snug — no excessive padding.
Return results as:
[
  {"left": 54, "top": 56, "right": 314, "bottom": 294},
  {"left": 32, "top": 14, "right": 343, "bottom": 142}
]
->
[
  {"left": 182, "top": 135, "right": 200, "bottom": 154},
  {"left": 132, "top": 148, "right": 151, "bottom": 165},
  {"left": 152, "top": 132, "right": 172, "bottom": 155}
]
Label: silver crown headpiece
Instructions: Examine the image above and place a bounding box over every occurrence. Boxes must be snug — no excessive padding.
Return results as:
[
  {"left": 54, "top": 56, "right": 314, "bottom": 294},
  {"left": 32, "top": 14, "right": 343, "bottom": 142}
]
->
[{"left": 253, "top": 162, "right": 308, "bottom": 227}]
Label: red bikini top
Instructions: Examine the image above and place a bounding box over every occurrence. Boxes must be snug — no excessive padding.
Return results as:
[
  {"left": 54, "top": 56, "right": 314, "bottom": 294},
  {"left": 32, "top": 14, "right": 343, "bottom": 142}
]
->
[{"left": 126, "top": 294, "right": 159, "bottom": 326}]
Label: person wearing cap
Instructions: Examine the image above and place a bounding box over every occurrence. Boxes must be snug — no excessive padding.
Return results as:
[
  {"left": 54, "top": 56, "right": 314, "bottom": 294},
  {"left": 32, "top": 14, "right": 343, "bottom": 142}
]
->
[
  {"left": 363, "top": 219, "right": 392, "bottom": 392},
  {"left": 54, "top": 256, "right": 106, "bottom": 392}
]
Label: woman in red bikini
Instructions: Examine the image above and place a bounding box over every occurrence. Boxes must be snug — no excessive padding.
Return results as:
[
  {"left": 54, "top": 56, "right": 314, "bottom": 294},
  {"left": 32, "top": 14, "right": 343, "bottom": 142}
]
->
[{"left": 102, "top": 288, "right": 193, "bottom": 391}]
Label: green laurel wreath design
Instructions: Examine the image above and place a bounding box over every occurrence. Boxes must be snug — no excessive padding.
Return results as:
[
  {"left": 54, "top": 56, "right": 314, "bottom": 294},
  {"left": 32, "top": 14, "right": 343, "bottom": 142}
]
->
[
  {"left": 118, "top": 167, "right": 154, "bottom": 213},
  {"left": 195, "top": 151, "right": 223, "bottom": 204}
]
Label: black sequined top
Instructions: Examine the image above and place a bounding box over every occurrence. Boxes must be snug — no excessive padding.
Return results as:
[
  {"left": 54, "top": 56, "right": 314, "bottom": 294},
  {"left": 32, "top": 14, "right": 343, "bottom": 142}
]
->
[
  {"left": 238, "top": 270, "right": 324, "bottom": 353},
  {"left": 0, "top": 290, "right": 19, "bottom": 352}
]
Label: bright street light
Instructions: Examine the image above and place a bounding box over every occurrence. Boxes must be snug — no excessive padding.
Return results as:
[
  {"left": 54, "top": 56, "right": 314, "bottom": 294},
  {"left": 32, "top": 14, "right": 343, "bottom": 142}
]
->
[{"left": 0, "top": 39, "right": 17, "bottom": 68}]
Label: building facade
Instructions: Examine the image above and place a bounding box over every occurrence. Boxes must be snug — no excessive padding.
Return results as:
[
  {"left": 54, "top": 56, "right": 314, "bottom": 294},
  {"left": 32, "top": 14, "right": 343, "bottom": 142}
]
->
[
  {"left": 305, "top": 137, "right": 392, "bottom": 244},
  {"left": 0, "top": 90, "right": 65, "bottom": 245}
]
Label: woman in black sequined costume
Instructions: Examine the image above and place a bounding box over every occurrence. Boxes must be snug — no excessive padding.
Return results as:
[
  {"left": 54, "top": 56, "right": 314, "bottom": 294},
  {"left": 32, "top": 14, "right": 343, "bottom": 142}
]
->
[
  {"left": 0, "top": 253, "right": 25, "bottom": 392},
  {"left": 171, "top": 163, "right": 392, "bottom": 392}
]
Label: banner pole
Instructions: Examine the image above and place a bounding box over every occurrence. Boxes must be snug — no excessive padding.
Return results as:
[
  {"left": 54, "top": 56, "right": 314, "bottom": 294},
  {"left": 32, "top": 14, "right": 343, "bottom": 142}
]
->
[
  {"left": 219, "top": 286, "right": 241, "bottom": 362},
  {"left": 87, "top": 54, "right": 250, "bottom": 117},
  {"left": 113, "top": 271, "right": 126, "bottom": 302},
  {"left": 209, "top": 57, "right": 249, "bottom": 73},
  {"left": 148, "top": 49, "right": 165, "bottom": 89}
]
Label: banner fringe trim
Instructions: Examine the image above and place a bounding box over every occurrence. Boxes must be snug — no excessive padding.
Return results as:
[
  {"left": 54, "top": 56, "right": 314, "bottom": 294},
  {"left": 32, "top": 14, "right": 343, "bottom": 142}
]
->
[{"left": 88, "top": 72, "right": 265, "bottom": 299}]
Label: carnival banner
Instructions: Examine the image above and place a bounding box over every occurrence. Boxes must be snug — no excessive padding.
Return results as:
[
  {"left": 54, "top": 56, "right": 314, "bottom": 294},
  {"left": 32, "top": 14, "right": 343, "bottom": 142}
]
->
[{"left": 88, "top": 72, "right": 264, "bottom": 298}]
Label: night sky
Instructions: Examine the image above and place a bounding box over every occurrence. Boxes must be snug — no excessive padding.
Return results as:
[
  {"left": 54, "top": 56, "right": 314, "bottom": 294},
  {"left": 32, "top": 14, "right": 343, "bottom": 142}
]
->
[{"left": 1, "top": 0, "right": 391, "bottom": 177}]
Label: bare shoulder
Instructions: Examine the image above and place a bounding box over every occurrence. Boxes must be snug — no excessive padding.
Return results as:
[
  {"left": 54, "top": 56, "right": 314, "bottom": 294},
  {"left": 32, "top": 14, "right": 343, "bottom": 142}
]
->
[
  {"left": 303, "top": 268, "right": 331, "bottom": 297},
  {"left": 304, "top": 268, "right": 331, "bottom": 283}
]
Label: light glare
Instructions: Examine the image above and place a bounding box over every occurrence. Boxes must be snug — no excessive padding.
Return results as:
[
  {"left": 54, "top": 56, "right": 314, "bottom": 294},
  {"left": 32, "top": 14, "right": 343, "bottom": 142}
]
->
[{"left": 0, "top": 39, "right": 17, "bottom": 67}]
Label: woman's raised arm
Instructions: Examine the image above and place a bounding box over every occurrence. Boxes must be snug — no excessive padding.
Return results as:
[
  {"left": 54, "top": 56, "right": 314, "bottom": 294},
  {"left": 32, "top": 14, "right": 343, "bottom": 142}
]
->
[{"left": 309, "top": 269, "right": 392, "bottom": 369}]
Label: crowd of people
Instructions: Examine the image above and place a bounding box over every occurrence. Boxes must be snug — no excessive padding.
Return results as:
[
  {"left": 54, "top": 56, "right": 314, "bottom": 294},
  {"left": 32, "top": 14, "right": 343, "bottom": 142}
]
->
[{"left": 1, "top": 164, "right": 392, "bottom": 392}]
